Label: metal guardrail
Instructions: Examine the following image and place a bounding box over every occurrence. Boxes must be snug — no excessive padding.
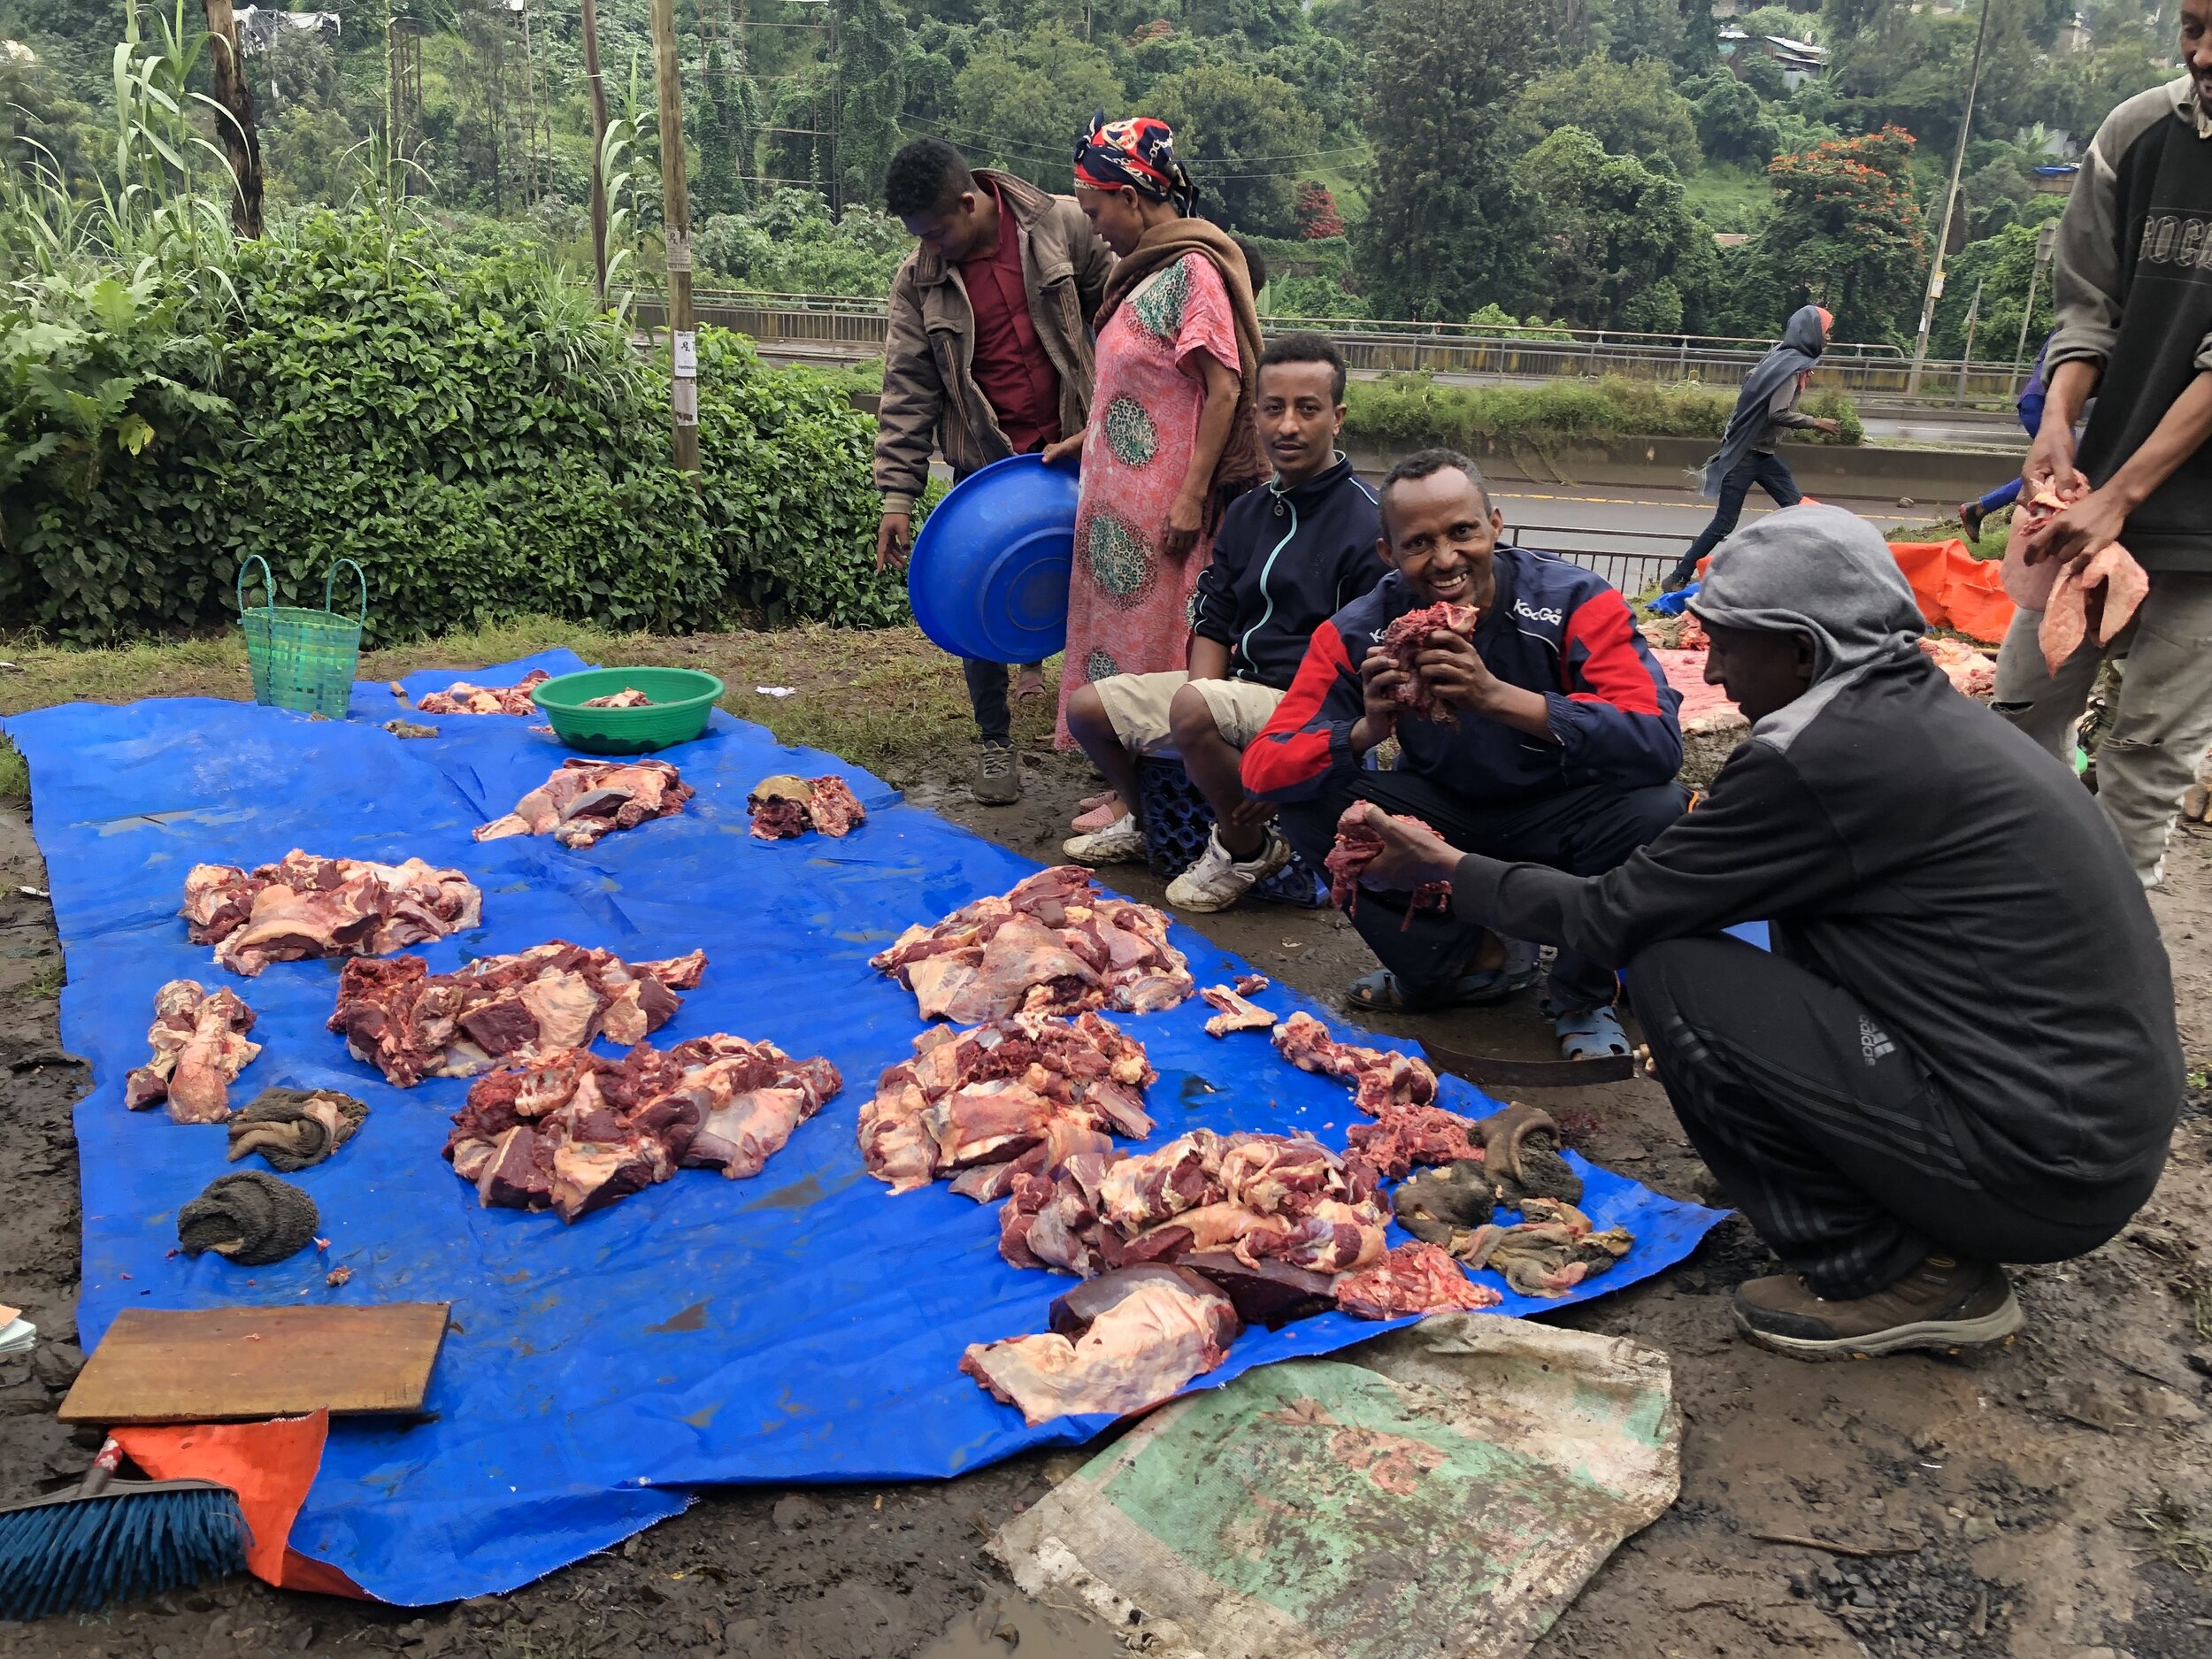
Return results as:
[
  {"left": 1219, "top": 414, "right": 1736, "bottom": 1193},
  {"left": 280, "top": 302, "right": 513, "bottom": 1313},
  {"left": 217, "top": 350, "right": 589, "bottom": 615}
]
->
[
  {"left": 1506, "top": 524, "right": 1683, "bottom": 596},
  {"left": 632, "top": 289, "right": 2024, "bottom": 402}
]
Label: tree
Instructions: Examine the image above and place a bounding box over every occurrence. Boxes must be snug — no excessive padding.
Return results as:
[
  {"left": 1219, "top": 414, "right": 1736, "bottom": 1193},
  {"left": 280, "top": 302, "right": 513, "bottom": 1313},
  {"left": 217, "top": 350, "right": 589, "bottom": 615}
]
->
[
  {"left": 1760, "top": 127, "right": 1928, "bottom": 343},
  {"left": 1513, "top": 125, "right": 1709, "bottom": 330},
  {"left": 834, "top": 0, "right": 914, "bottom": 212},
  {"left": 1691, "top": 73, "right": 1780, "bottom": 164},
  {"left": 1926, "top": 217, "right": 2056, "bottom": 360},
  {"left": 1145, "top": 60, "right": 1316, "bottom": 235},
  {"left": 1356, "top": 0, "right": 1541, "bottom": 321},
  {"left": 1510, "top": 50, "right": 1702, "bottom": 173},
  {"left": 949, "top": 27, "right": 1123, "bottom": 190},
  {"left": 1294, "top": 180, "right": 1346, "bottom": 239}
]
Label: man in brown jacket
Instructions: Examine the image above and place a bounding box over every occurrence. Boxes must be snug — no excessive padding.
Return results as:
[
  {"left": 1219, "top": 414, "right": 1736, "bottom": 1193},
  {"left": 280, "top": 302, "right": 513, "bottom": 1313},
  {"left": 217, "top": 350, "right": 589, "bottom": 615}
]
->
[{"left": 875, "top": 138, "right": 1115, "bottom": 803}]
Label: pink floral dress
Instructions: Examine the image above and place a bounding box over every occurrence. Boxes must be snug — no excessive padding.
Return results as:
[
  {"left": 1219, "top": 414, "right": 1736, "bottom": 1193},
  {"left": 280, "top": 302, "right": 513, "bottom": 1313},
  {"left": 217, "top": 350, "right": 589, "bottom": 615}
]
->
[{"left": 1055, "top": 251, "right": 1243, "bottom": 749}]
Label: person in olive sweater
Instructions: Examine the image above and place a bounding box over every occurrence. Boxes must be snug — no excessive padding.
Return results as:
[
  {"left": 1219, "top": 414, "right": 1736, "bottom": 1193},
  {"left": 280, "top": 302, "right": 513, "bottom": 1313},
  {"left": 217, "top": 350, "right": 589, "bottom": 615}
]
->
[{"left": 1348, "top": 504, "right": 2180, "bottom": 1361}]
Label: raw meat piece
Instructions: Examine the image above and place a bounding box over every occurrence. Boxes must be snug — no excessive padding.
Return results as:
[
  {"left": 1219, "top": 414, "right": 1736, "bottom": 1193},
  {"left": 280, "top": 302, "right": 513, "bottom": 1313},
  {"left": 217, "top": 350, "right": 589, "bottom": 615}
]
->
[
  {"left": 1096, "top": 1134, "right": 1218, "bottom": 1231},
  {"left": 1462, "top": 1198, "right": 1634, "bottom": 1297},
  {"left": 1918, "top": 637, "right": 1997, "bottom": 698},
  {"left": 1325, "top": 803, "right": 1453, "bottom": 924},
  {"left": 746, "top": 774, "right": 870, "bottom": 841},
  {"left": 872, "top": 866, "right": 1194, "bottom": 1023},
  {"left": 1233, "top": 973, "right": 1269, "bottom": 995},
  {"left": 959, "top": 1271, "right": 1240, "bottom": 1425},
  {"left": 331, "top": 941, "right": 707, "bottom": 1087},
  {"left": 1345, "top": 1104, "right": 1480, "bottom": 1183},
  {"left": 442, "top": 1033, "right": 841, "bottom": 1221},
  {"left": 1200, "top": 983, "right": 1276, "bottom": 1037},
  {"left": 125, "top": 979, "right": 261, "bottom": 1124},
  {"left": 860, "top": 1011, "right": 1157, "bottom": 1193},
  {"left": 1335, "top": 1241, "right": 1503, "bottom": 1319},
  {"left": 182, "top": 850, "right": 482, "bottom": 978},
  {"left": 475, "top": 758, "right": 694, "bottom": 849},
  {"left": 1273, "top": 1012, "right": 1438, "bottom": 1116},
  {"left": 2041, "top": 541, "right": 2149, "bottom": 675},
  {"left": 580, "top": 687, "right": 652, "bottom": 709},
  {"left": 1379, "top": 601, "right": 1481, "bottom": 724},
  {"left": 1178, "top": 1252, "right": 1337, "bottom": 1329},
  {"left": 415, "top": 670, "right": 550, "bottom": 716},
  {"left": 947, "top": 1120, "right": 1117, "bottom": 1202}
]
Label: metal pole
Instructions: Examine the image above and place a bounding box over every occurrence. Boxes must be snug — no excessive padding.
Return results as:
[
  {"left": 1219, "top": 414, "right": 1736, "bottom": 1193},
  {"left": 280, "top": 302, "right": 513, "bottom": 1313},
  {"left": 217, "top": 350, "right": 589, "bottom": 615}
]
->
[
  {"left": 2008, "top": 219, "right": 2056, "bottom": 396},
  {"left": 581, "top": 0, "right": 611, "bottom": 310},
  {"left": 649, "top": 0, "right": 700, "bottom": 473},
  {"left": 1908, "top": 0, "right": 1993, "bottom": 395},
  {"left": 1956, "top": 279, "right": 1981, "bottom": 403}
]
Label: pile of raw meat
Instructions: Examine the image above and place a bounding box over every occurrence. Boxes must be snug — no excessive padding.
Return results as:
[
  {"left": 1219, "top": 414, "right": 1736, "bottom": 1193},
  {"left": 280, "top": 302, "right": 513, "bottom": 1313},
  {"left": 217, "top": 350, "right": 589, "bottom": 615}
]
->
[
  {"left": 1918, "top": 637, "right": 1997, "bottom": 698},
  {"left": 580, "top": 687, "right": 653, "bottom": 709},
  {"left": 859, "top": 1012, "right": 1156, "bottom": 1195},
  {"left": 962, "top": 1266, "right": 1241, "bottom": 1426},
  {"left": 476, "top": 758, "right": 694, "bottom": 849},
  {"left": 183, "top": 852, "right": 483, "bottom": 978},
  {"left": 1324, "top": 803, "right": 1453, "bottom": 923},
  {"left": 445, "top": 1034, "right": 841, "bottom": 1222},
  {"left": 870, "top": 866, "right": 1193, "bottom": 1024},
  {"left": 747, "top": 774, "right": 867, "bottom": 841},
  {"left": 329, "top": 941, "right": 707, "bottom": 1086},
  {"left": 125, "top": 980, "right": 261, "bottom": 1123},
  {"left": 411, "top": 670, "right": 549, "bottom": 715},
  {"left": 1379, "top": 601, "right": 1480, "bottom": 723}
]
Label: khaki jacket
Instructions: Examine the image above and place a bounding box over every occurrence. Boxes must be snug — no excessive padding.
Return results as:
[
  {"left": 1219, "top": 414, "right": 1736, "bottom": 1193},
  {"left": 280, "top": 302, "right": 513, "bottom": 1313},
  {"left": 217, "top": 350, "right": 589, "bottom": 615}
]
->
[{"left": 874, "top": 170, "right": 1115, "bottom": 515}]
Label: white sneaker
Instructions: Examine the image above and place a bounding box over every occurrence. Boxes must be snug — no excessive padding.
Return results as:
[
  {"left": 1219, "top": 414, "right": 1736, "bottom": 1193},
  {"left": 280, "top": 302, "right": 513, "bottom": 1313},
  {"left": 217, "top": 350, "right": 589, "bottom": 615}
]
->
[
  {"left": 1166, "top": 826, "right": 1292, "bottom": 912},
  {"left": 1063, "top": 812, "right": 1148, "bottom": 864}
]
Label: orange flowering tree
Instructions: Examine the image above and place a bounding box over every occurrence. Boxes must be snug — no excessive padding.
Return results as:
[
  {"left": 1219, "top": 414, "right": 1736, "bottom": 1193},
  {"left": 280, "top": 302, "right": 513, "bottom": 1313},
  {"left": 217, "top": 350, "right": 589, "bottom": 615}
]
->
[{"left": 1763, "top": 127, "right": 1929, "bottom": 344}]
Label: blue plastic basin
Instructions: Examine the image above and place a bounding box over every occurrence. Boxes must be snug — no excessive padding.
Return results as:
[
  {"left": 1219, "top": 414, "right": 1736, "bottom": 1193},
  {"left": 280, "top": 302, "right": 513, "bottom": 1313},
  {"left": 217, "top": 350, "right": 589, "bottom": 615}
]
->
[{"left": 907, "top": 452, "right": 1080, "bottom": 664}]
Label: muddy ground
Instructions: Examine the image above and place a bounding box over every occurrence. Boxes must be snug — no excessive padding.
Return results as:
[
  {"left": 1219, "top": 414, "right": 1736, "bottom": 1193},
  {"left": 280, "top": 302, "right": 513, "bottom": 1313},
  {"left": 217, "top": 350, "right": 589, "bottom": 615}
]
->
[{"left": 2, "top": 669, "right": 2210, "bottom": 1659}]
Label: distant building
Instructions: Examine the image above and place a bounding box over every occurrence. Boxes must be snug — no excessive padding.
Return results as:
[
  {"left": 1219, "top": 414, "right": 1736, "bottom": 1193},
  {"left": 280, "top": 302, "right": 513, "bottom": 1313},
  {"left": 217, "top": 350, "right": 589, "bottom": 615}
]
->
[
  {"left": 233, "top": 7, "right": 340, "bottom": 53},
  {"left": 1712, "top": 232, "right": 1752, "bottom": 248},
  {"left": 2058, "top": 12, "right": 2093, "bottom": 52},
  {"left": 2032, "top": 164, "right": 2080, "bottom": 196},
  {"left": 1, "top": 37, "right": 35, "bottom": 63},
  {"left": 1717, "top": 27, "right": 1832, "bottom": 88}
]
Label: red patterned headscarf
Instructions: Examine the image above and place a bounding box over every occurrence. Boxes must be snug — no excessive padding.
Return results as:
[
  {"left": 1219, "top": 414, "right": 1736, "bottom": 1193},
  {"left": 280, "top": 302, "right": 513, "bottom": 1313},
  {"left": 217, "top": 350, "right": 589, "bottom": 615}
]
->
[{"left": 1073, "top": 112, "right": 1198, "bottom": 214}]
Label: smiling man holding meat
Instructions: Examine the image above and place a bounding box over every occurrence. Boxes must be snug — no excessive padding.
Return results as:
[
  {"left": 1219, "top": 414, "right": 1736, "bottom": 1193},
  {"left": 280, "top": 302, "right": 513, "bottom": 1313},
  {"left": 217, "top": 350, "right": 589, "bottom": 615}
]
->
[{"left": 1241, "top": 448, "right": 1686, "bottom": 1061}]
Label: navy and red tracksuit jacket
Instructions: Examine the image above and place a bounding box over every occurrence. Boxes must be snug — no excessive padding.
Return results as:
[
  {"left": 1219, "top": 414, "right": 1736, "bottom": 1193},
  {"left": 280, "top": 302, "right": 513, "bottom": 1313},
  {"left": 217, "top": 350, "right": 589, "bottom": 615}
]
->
[{"left": 1242, "top": 551, "right": 1684, "bottom": 804}]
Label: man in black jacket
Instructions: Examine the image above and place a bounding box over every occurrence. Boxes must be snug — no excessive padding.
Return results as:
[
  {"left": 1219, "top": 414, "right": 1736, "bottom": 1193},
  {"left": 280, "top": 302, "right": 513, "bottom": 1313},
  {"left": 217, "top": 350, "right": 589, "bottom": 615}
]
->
[
  {"left": 1351, "top": 505, "right": 2180, "bottom": 1360},
  {"left": 1062, "top": 333, "right": 1383, "bottom": 911}
]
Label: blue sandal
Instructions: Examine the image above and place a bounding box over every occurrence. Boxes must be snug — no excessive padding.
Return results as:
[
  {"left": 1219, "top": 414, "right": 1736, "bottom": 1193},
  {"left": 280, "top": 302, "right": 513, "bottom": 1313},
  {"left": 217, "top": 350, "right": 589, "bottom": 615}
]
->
[{"left": 1553, "top": 1003, "right": 1631, "bottom": 1061}]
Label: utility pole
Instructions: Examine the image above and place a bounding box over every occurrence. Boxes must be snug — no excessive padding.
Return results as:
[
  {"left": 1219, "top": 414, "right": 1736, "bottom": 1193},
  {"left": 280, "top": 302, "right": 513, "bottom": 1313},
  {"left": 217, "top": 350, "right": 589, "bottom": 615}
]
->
[
  {"left": 2009, "top": 219, "right": 2057, "bottom": 396},
  {"left": 648, "top": 0, "right": 700, "bottom": 474},
  {"left": 200, "top": 0, "right": 264, "bottom": 237},
  {"left": 1908, "top": 0, "right": 1993, "bottom": 395},
  {"left": 1955, "top": 279, "right": 1982, "bottom": 403},
  {"left": 581, "top": 0, "right": 611, "bottom": 309}
]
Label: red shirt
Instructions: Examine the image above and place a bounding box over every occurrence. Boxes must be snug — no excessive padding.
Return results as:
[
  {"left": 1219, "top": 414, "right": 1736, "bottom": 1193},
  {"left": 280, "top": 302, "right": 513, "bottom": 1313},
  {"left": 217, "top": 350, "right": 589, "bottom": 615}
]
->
[{"left": 958, "top": 186, "right": 1062, "bottom": 454}]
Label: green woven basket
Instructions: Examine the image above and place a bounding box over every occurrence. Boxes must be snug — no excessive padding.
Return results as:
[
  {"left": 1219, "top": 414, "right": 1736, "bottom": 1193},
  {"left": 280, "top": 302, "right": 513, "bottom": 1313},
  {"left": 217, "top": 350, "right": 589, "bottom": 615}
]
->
[
  {"left": 530, "top": 666, "right": 726, "bottom": 754},
  {"left": 239, "top": 556, "right": 366, "bottom": 720}
]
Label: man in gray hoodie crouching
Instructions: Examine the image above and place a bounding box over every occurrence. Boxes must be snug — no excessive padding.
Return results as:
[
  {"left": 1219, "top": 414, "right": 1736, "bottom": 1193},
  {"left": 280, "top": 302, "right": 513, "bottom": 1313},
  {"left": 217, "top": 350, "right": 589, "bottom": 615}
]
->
[{"left": 1349, "top": 504, "right": 2180, "bottom": 1361}]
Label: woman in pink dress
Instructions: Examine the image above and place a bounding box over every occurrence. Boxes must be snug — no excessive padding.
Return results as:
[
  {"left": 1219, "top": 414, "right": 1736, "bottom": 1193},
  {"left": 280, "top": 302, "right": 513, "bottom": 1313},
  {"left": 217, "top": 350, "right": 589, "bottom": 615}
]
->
[{"left": 1041, "top": 115, "right": 1266, "bottom": 749}]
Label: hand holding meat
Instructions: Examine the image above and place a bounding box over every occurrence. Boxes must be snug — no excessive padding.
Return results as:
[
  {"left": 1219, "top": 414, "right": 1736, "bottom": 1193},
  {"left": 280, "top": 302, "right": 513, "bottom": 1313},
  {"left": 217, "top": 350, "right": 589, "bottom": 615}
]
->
[
  {"left": 1376, "top": 601, "right": 1481, "bottom": 725},
  {"left": 1351, "top": 647, "right": 1406, "bottom": 752},
  {"left": 1332, "top": 803, "right": 1459, "bottom": 899},
  {"left": 1408, "top": 628, "right": 1509, "bottom": 718},
  {"left": 2019, "top": 475, "right": 2128, "bottom": 570}
]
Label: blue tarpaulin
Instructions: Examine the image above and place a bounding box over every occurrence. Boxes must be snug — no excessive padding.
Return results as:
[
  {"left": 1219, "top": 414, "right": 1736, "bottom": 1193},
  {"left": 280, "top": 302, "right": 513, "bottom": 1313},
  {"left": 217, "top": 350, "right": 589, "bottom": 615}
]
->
[{"left": 4, "top": 652, "right": 1724, "bottom": 1605}]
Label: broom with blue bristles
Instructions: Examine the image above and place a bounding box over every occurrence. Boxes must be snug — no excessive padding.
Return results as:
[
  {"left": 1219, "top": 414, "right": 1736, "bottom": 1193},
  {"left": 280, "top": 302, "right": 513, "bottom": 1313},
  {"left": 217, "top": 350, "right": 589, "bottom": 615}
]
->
[{"left": 0, "top": 1437, "right": 250, "bottom": 1620}]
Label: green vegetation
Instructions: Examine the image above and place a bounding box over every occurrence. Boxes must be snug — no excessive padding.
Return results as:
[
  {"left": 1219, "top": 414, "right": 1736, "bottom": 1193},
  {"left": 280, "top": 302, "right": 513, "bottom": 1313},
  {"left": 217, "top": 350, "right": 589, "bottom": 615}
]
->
[{"left": 1342, "top": 373, "right": 1859, "bottom": 448}]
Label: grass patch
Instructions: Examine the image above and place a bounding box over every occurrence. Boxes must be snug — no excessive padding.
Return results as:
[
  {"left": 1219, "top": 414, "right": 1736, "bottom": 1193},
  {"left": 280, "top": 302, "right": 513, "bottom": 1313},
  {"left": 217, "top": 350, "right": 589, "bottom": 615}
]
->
[
  {"left": 0, "top": 618, "right": 1059, "bottom": 785},
  {"left": 19, "top": 959, "right": 63, "bottom": 999},
  {"left": 2125, "top": 1491, "right": 2212, "bottom": 1576},
  {"left": 1341, "top": 373, "right": 1862, "bottom": 449},
  {"left": 1682, "top": 160, "right": 1773, "bottom": 234}
]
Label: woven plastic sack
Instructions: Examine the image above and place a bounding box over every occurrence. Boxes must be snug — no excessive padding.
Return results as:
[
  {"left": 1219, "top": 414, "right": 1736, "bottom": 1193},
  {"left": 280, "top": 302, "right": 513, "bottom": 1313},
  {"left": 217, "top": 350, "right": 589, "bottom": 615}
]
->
[
  {"left": 239, "top": 556, "right": 366, "bottom": 720},
  {"left": 1134, "top": 756, "right": 1326, "bottom": 907},
  {"left": 995, "top": 1317, "right": 1679, "bottom": 1659}
]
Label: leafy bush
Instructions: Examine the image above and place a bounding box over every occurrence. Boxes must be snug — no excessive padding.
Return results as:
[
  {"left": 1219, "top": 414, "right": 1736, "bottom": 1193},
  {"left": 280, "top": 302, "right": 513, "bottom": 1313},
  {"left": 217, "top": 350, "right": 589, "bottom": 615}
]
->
[{"left": 1, "top": 209, "right": 901, "bottom": 643}]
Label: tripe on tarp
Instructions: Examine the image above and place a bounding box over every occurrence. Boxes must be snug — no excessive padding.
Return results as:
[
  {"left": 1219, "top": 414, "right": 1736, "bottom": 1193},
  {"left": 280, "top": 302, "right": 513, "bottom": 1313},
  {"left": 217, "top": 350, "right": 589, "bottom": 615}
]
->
[{"left": 3, "top": 651, "right": 1724, "bottom": 1605}]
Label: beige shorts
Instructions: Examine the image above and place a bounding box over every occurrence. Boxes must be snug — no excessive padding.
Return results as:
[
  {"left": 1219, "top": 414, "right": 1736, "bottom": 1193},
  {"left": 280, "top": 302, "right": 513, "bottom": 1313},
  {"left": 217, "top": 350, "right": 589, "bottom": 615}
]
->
[{"left": 1093, "top": 672, "right": 1285, "bottom": 757}]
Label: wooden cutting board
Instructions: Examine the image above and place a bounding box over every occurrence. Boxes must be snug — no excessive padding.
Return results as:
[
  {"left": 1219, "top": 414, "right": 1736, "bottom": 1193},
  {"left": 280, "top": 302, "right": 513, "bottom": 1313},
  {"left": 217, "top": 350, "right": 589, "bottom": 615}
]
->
[{"left": 59, "top": 1303, "right": 450, "bottom": 1425}]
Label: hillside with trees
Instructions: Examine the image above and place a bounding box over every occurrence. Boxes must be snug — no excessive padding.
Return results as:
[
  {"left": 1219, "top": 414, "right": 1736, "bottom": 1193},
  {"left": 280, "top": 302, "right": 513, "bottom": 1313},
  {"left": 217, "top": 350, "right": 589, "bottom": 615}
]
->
[{"left": 0, "top": 0, "right": 2183, "bottom": 347}]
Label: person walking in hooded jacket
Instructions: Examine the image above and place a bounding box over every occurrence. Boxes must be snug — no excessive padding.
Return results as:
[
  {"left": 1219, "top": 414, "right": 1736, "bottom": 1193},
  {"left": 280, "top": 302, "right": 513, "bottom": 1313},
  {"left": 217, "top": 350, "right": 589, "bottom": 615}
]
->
[
  {"left": 1348, "top": 504, "right": 2180, "bottom": 1361},
  {"left": 1662, "top": 305, "right": 1842, "bottom": 592}
]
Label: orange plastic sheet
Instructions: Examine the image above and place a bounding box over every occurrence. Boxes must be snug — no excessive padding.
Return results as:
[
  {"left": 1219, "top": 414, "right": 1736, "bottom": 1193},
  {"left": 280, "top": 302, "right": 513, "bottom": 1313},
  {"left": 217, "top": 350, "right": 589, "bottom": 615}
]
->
[
  {"left": 112, "top": 1410, "right": 372, "bottom": 1600},
  {"left": 1886, "top": 540, "right": 2015, "bottom": 645}
]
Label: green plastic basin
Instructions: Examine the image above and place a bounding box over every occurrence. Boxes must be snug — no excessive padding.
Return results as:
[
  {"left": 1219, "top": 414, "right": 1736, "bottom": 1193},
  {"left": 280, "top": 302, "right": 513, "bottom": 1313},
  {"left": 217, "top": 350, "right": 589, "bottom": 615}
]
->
[{"left": 530, "top": 666, "right": 726, "bottom": 754}]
